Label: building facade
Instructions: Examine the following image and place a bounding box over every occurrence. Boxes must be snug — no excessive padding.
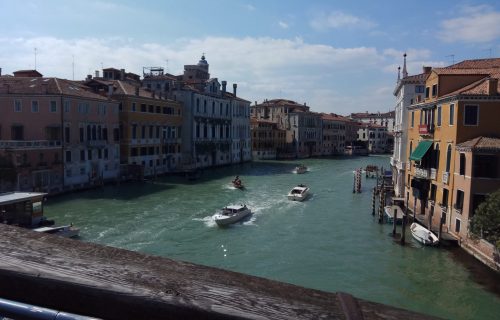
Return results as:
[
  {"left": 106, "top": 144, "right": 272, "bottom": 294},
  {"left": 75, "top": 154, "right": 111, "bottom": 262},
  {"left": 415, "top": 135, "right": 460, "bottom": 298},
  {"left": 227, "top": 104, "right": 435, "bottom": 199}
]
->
[
  {"left": 250, "top": 119, "right": 286, "bottom": 160},
  {"left": 320, "top": 113, "right": 346, "bottom": 156}
]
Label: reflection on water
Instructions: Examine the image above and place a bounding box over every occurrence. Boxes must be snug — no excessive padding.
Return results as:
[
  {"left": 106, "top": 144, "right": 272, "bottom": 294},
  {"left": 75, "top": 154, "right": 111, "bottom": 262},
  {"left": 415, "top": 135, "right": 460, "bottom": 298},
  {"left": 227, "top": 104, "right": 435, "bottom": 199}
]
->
[{"left": 46, "top": 156, "right": 500, "bottom": 320}]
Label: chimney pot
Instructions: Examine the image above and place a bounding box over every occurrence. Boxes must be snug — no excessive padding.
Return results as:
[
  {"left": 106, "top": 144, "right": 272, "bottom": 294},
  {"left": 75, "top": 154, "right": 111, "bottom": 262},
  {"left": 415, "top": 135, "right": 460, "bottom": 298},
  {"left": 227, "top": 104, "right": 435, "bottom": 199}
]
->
[
  {"left": 222, "top": 80, "right": 227, "bottom": 93},
  {"left": 120, "top": 69, "right": 125, "bottom": 80},
  {"left": 107, "top": 84, "right": 113, "bottom": 97},
  {"left": 233, "top": 83, "right": 237, "bottom": 96},
  {"left": 488, "top": 78, "right": 498, "bottom": 95},
  {"left": 95, "top": 70, "right": 100, "bottom": 78}
]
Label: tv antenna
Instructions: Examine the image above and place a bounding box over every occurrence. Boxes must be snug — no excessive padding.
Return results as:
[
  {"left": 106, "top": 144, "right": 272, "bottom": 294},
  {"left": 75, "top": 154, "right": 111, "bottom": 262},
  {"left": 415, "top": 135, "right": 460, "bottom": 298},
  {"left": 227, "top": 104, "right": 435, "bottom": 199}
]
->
[
  {"left": 445, "top": 54, "right": 455, "bottom": 65},
  {"left": 34, "top": 47, "right": 37, "bottom": 70},
  {"left": 72, "top": 55, "right": 75, "bottom": 80},
  {"left": 484, "top": 48, "right": 493, "bottom": 58},
  {"left": 165, "top": 59, "right": 169, "bottom": 73}
]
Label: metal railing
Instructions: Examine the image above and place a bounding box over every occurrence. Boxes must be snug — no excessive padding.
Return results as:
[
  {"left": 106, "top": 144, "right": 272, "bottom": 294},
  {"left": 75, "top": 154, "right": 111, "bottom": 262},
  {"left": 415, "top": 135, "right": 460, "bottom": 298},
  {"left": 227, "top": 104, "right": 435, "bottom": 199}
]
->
[
  {"left": 0, "top": 297, "right": 99, "bottom": 320},
  {"left": 0, "top": 140, "right": 61, "bottom": 149}
]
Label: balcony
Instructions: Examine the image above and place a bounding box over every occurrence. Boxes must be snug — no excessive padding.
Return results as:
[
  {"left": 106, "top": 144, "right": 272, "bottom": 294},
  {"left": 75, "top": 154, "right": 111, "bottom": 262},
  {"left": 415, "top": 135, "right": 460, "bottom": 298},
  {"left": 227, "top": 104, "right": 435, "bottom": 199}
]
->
[
  {"left": 0, "top": 140, "right": 61, "bottom": 149},
  {"left": 430, "top": 168, "right": 436, "bottom": 180},
  {"left": 414, "top": 167, "right": 430, "bottom": 179},
  {"left": 418, "top": 124, "right": 434, "bottom": 136},
  {"left": 442, "top": 172, "right": 449, "bottom": 185}
]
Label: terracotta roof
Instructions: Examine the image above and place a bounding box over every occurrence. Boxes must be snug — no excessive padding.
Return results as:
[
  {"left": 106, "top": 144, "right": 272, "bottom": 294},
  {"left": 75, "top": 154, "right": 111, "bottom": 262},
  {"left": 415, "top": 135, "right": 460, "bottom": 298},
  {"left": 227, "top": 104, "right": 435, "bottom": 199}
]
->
[
  {"left": 0, "top": 77, "right": 110, "bottom": 100},
  {"left": 456, "top": 137, "right": 500, "bottom": 152},
  {"left": 446, "top": 58, "right": 500, "bottom": 70},
  {"left": 320, "top": 113, "right": 348, "bottom": 121},
  {"left": 350, "top": 111, "right": 394, "bottom": 119},
  {"left": 402, "top": 73, "right": 428, "bottom": 82},
  {"left": 433, "top": 68, "right": 495, "bottom": 75},
  {"left": 440, "top": 75, "right": 500, "bottom": 98}
]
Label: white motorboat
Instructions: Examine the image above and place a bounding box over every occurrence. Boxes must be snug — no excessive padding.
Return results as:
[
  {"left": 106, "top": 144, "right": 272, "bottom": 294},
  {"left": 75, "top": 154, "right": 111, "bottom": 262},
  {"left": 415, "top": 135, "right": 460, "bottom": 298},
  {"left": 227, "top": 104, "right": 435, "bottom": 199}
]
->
[
  {"left": 287, "top": 184, "right": 310, "bottom": 201},
  {"left": 33, "top": 224, "right": 80, "bottom": 238},
  {"left": 295, "top": 165, "right": 307, "bottom": 174},
  {"left": 213, "top": 204, "right": 252, "bottom": 226},
  {"left": 384, "top": 205, "right": 404, "bottom": 224},
  {"left": 410, "top": 223, "right": 439, "bottom": 246}
]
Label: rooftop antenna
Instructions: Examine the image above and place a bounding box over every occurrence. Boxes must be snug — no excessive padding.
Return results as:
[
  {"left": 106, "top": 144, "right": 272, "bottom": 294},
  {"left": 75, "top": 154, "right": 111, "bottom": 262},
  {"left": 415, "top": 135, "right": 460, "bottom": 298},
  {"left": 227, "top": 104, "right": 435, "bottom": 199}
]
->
[
  {"left": 34, "top": 47, "right": 37, "bottom": 70},
  {"left": 445, "top": 54, "right": 455, "bottom": 65},
  {"left": 165, "top": 59, "right": 169, "bottom": 73},
  {"left": 72, "top": 55, "right": 75, "bottom": 80}
]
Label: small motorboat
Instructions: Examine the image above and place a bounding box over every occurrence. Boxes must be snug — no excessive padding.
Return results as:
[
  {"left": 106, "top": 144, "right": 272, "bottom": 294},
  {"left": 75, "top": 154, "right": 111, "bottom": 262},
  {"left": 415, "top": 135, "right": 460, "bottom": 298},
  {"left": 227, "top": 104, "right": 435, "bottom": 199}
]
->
[
  {"left": 33, "top": 224, "right": 80, "bottom": 238},
  {"left": 232, "top": 176, "right": 244, "bottom": 189},
  {"left": 213, "top": 204, "right": 252, "bottom": 226},
  {"left": 384, "top": 205, "right": 405, "bottom": 224},
  {"left": 410, "top": 223, "right": 439, "bottom": 246},
  {"left": 295, "top": 164, "right": 307, "bottom": 174},
  {"left": 287, "top": 184, "right": 310, "bottom": 201}
]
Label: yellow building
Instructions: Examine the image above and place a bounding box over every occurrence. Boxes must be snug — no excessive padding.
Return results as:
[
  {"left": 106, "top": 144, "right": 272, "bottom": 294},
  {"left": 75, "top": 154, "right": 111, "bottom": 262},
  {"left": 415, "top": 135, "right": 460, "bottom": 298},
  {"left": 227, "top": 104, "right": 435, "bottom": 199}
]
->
[
  {"left": 405, "top": 58, "right": 500, "bottom": 247},
  {"left": 86, "top": 79, "right": 183, "bottom": 177}
]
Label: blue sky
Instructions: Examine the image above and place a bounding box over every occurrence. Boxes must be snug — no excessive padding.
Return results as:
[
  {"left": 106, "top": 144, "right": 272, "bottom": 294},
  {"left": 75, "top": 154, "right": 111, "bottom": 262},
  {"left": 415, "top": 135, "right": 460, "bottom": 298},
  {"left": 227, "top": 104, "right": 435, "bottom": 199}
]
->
[{"left": 1, "top": 0, "right": 500, "bottom": 115}]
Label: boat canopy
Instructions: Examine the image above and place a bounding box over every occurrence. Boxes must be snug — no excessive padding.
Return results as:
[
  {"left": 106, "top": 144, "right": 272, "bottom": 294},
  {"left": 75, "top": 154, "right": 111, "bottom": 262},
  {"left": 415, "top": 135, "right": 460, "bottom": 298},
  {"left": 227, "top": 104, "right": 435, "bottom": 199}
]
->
[{"left": 409, "top": 140, "right": 433, "bottom": 161}]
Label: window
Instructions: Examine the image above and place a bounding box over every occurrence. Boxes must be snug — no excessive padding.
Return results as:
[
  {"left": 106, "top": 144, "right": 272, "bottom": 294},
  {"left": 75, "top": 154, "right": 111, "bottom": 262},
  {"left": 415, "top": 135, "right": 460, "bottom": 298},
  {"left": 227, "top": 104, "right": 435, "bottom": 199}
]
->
[
  {"left": 445, "top": 144, "right": 452, "bottom": 173},
  {"left": 432, "top": 84, "right": 437, "bottom": 97},
  {"left": 455, "top": 219, "right": 461, "bottom": 233},
  {"left": 459, "top": 153, "right": 466, "bottom": 175},
  {"left": 415, "top": 85, "right": 425, "bottom": 93},
  {"left": 50, "top": 101, "right": 57, "bottom": 113},
  {"left": 471, "top": 194, "right": 486, "bottom": 218},
  {"left": 409, "top": 141, "right": 413, "bottom": 159},
  {"left": 64, "top": 101, "right": 70, "bottom": 113},
  {"left": 449, "top": 104, "right": 454, "bottom": 125},
  {"left": 464, "top": 105, "right": 479, "bottom": 125},
  {"left": 132, "top": 125, "right": 137, "bottom": 139},
  {"left": 65, "top": 126, "right": 70, "bottom": 143},
  {"left": 437, "top": 106, "right": 441, "bottom": 126},
  {"left": 11, "top": 125, "right": 24, "bottom": 140},
  {"left": 104, "top": 148, "right": 108, "bottom": 159},
  {"left": 455, "top": 190, "right": 464, "bottom": 211},
  {"left": 442, "top": 188, "right": 449, "bottom": 207},
  {"left": 87, "top": 150, "right": 92, "bottom": 161},
  {"left": 430, "top": 184, "right": 437, "bottom": 201},
  {"left": 141, "top": 104, "right": 146, "bottom": 112},
  {"left": 80, "top": 127, "right": 84, "bottom": 142},
  {"left": 14, "top": 100, "right": 22, "bottom": 112},
  {"left": 433, "top": 144, "right": 440, "bottom": 170},
  {"left": 113, "top": 128, "right": 119, "bottom": 142},
  {"left": 473, "top": 154, "right": 497, "bottom": 178},
  {"left": 31, "top": 101, "right": 39, "bottom": 112},
  {"left": 425, "top": 87, "right": 430, "bottom": 98},
  {"left": 65, "top": 150, "right": 72, "bottom": 163},
  {"left": 411, "top": 112, "right": 414, "bottom": 127},
  {"left": 80, "top": 150, "right": 85, "bottom": 161}
]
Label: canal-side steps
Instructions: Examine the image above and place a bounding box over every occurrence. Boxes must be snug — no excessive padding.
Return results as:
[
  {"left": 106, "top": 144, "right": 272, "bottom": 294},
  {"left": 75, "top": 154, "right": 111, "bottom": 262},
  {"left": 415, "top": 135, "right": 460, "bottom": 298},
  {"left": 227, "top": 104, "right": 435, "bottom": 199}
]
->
[{"left": 0, "top": 223, "right": 441, "bottom": 320}]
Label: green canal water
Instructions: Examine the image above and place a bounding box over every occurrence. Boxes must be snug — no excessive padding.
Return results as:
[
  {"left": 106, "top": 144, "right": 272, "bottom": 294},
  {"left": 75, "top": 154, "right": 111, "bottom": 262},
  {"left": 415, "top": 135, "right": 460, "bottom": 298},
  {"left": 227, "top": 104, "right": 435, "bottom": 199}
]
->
[{"left": 46, "top": 156, "right": 500, "bottom": 319}]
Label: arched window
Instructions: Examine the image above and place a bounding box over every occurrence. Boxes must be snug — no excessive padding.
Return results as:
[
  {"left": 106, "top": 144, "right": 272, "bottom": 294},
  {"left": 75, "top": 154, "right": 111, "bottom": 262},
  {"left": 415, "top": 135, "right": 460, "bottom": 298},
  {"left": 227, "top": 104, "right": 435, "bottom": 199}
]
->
[
  {"left": 459, "top": 153, "right": 466, "bottom": 175},
  {"left": 446, "top": 144, "right": 452, "bottom": 172}
]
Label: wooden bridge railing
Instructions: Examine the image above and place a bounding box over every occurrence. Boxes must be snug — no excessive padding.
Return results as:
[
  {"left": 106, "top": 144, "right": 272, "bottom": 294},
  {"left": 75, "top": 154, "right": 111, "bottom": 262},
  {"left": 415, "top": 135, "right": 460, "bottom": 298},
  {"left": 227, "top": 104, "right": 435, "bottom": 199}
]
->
[{"left": 0, "top": 224, "right": 438, "bottom": 320}]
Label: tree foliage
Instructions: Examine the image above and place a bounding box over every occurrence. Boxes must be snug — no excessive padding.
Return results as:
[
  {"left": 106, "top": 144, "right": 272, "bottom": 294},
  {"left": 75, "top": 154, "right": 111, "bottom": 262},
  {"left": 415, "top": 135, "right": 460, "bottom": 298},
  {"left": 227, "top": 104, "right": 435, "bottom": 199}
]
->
[{"left": 470, "top": 188, "right": 500, "bottom": 248}]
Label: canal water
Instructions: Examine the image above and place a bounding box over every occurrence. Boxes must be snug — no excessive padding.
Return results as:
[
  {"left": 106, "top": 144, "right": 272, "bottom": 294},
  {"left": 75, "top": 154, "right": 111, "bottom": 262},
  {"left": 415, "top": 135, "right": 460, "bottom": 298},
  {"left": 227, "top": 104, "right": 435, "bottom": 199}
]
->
[{"left": 46, "top": 156, "right": 500, "bottom": 319}]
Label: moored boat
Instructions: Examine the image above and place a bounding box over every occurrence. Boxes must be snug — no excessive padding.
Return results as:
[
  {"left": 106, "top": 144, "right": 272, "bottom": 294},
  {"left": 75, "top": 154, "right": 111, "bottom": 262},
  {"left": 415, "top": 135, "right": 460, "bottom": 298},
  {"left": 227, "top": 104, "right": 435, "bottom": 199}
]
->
[
  {"left": 410, "top": 223, "right": 439, "bottom": 246},
  {"left": 213, "top": 204, "right": 252, "bottom": 226},
  {"left": 33, "top": 224, "right": 80, "bottom": 238},
  {"left": 384, "top": 205, "right": 404, "bottom": 224},
  {"left": 287, "top": 184, "right": 310, "bottom": 201}
]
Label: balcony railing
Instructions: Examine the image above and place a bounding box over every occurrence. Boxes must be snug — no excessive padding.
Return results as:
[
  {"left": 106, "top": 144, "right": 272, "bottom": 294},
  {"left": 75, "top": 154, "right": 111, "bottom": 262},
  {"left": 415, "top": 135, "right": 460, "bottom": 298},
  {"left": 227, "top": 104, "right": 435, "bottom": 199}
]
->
[
  {"left": 442, "top": 171, "right": 449, "bottom": 185},
  {"left": 0, "top": 140, "right": 61, "bottom": 149},
  {"left": 430, "top": 168, "right": 437, "bottom": 180},
  {"left": 414, "top": 167, "right": 430, "bottom": 179}
]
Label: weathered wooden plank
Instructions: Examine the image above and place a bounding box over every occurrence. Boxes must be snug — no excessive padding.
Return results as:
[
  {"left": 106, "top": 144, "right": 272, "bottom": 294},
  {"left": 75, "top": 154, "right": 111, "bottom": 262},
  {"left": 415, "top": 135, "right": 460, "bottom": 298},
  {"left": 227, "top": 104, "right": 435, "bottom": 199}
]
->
[{"left": 0, "top": 224, "right": 438, "bottom": 320}]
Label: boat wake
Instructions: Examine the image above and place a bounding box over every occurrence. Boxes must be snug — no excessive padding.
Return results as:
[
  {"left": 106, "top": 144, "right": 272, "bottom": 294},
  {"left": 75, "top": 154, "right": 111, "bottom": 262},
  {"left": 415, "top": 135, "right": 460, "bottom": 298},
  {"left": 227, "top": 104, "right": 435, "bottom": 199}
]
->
[{"left": 193, "top": 215, "right": 217, "bottom": 228}]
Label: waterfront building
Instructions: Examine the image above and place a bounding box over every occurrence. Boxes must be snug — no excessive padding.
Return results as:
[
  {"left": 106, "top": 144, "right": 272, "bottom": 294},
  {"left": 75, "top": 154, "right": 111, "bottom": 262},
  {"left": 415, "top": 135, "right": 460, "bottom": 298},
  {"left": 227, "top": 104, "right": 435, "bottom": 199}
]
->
[
  {"left": 405, "top": 58, "right": 500, "bottom": 268},
  {"left": 357, "top": 124, "right": 389, "bottom": 153},
  {"left": 0, "top": 72, "right": 120, "bottom": 193},
  {"left": 320, "top": 113, "right": 347, "bottom": 156},
  {"left": 391, "top": 54, "right": 431, "bottom": 196},
  {"left": 350, "top": 110, "right": 396, "bottom": 133},
  {"left": 250, "top": 99, "right": 322, "bottom": 158},
  {"left": 85, "top": 77, "right": 183, "bottom": 177},
  {"left": 250, "top": 119, "right": 286, "bottom": 159}
]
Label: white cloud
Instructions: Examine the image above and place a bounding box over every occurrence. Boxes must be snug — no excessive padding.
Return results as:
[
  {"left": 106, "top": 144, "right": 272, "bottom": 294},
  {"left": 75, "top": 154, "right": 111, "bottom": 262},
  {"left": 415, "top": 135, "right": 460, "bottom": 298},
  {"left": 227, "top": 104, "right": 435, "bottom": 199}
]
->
[
  {"left": 438, "top": 5, "right": 500, "bottom": 43},
  {"left": 244, "top": 4, "right": 255, "bottom": 11},
  {"left": 310, "top": 11, "right": 376, "bottom": 30},
  {"left": 0, "top": 36, "right": 393, "bottom": 114},
  {"left": 278, "top": 21, "right": 289, "bottom": 29}
]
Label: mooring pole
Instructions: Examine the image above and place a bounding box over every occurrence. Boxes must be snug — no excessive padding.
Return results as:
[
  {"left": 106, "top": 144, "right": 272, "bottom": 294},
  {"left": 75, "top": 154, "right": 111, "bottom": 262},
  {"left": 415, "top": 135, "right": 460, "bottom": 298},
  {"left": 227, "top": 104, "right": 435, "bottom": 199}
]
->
[
  {"left": 371, "top": 187, "right": 376, "bottom": 216},
  {"left": 401, "top": 192, "right": 408, "bottom": 245},
  {"left": 392, "top": 207, "right": 397, "bottom": 237}
]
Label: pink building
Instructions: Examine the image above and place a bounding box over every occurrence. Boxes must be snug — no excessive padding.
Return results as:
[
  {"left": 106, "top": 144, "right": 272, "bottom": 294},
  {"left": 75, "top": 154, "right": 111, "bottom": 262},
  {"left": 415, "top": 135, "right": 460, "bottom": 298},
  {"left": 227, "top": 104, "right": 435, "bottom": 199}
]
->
[{"left": 0, "top": 72, "right": 120, "bottom": 194}]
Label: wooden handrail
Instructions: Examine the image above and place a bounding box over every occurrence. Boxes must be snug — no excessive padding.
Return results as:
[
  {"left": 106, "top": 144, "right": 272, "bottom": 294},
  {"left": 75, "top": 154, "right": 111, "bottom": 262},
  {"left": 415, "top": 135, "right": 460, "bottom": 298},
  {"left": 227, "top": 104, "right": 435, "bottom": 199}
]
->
[{"left": 0, "top": 224, "right": 437, "bottom": 320}]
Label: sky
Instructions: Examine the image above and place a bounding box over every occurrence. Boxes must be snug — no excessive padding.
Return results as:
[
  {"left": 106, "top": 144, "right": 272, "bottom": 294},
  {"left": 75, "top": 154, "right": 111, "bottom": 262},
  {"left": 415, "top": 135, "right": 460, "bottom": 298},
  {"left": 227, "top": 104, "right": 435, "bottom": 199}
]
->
[{"left": 1, "top": 0, "right": 500, "bottom": 115}]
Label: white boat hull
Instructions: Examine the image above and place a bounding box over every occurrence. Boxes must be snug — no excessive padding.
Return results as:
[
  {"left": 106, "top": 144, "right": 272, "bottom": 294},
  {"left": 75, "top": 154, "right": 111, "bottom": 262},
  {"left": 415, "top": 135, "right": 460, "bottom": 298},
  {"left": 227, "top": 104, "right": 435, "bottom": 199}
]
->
[
  {"left": 410, "top": 223, "right": 439, "bottom": 246},
  {"left": 33, "top": 225, "right": 80, "bottom": 238},
  {"left": 287, "top": 186, "right": 310, "bottom": 202},
  {"left": 213, "top": 208, "right": 251, "bottom": 226}
]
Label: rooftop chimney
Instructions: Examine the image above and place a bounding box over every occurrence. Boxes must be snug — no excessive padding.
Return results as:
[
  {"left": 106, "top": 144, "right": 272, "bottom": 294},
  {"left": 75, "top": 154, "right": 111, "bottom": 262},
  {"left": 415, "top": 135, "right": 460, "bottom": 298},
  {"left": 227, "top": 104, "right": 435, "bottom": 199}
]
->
[
  {"left": 0, "top": 68, "right": 2, "bottom": 76},
  {"left": 135, "top": 86, "right": 139, "bottom": 96},
  {"left": 233, "top": 83, "right": 237, "bottom": 97},
  {"left": 95, "top": 70, "right": 100, "bottom": 78},
  {"left": 120, "top": 69, "right": 125, "bottom": 80},
  {"left": 488, "top": 78, "right": 498, "bottom": 95},
  {"left": 222, "top": 80, "right": 227, "bottom": 93},
  {"left": 86, "top": 74, "right": 92, "bottom": 81},
  {"left": 423, "top": 66, "right": 432, "bottom": 74}
]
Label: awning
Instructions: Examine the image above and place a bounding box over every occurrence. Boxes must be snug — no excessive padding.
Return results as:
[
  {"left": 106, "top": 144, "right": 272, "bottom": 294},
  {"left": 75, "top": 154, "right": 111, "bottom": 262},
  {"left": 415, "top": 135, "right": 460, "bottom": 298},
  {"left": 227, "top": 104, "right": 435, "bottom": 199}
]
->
[{"left": 409, "top": 140, "right": 433, "bottom": 161}]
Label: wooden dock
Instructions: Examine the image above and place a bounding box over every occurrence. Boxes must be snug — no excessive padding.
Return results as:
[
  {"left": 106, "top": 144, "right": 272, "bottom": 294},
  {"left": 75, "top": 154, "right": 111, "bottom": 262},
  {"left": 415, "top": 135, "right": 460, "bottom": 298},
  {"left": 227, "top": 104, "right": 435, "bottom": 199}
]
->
[{"left": 0, "top": 223, "right": 440, "bottom": 320}]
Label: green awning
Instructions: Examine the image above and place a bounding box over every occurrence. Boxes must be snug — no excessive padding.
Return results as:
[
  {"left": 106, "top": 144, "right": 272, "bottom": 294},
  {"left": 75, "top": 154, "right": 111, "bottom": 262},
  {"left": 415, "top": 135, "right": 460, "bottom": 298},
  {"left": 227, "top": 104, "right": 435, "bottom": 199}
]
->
[{"left": 410, "top": 140, "right": 433, "bottom": 161}]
